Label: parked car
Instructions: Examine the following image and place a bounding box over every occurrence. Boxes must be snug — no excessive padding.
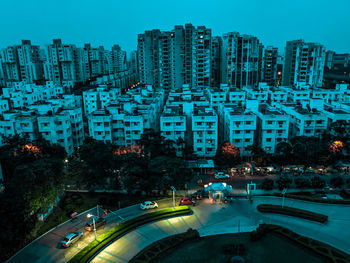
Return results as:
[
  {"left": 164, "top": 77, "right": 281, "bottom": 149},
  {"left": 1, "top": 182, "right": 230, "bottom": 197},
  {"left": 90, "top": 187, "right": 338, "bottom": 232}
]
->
[
  {"left": 215, "top": 172, "right": 230, "bottom": 179},
  {"left": 179, "top": 197, "right": 196, "bottom": 206},
  {"left": 140, "top": 201, "right": 158, "bottom": 210},
  {"left": 60, "top": 232, "right": 83, "bottom": 248},
  {"left": 191, "top": 190, "right": 204, "bottom": 200},
  {"left": 84, "top": 216, "right": 107, "bottom": 231}
]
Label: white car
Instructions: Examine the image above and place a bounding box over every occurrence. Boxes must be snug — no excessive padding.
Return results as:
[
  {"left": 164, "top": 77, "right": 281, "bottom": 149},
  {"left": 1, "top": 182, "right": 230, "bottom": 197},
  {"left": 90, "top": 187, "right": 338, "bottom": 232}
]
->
[
  {"left": 60, "top": 232, "right": 83, "bottom": 248},
  {"left": 140, "top": 201, "right": 158, "bottom": 210},
  {"left": 215, "top": 172, "right": 230, "bottom": 179}
]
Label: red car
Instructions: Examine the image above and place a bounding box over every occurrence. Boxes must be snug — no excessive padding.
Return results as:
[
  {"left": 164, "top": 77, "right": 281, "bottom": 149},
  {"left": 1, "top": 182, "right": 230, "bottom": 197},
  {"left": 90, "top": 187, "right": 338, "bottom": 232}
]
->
[{"left": 179, "top": 197, "right": 196, "bottom": 206}]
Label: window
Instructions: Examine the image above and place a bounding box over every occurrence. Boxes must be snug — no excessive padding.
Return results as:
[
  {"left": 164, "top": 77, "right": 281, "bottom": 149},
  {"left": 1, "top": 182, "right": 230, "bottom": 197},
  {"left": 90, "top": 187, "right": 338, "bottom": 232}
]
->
[
  {"left": 267, "top": 121, "right": 273, "bottom": 125},
  {"left": 197, "top": 148, "right": 202, "bottom": 151},
  {"left": 166, "top": 131, "right": 171, "bottom": 135},
  {"left": 235, "top": 130, "right": 240, "bottom": 134},
  {"left": 266, "top": 138, "right": 272, "bottom": 142},
  {"left": 267, "top": 130, "right": 272, "bottom": 133},
  {"left": 104, "top": 122, "right": 109, "bottom": 127},
  {"left": 234, "top": 139, "right": 240, "bottom": 143},
  {"left": 245, "top": 121, "right": 252, "bottom": 125},
  {"left": 197, "top": 139, "right": 202, "bottom": 143},
  {"left": 245, "top": 139, "right": 250, "bottom": 142}
]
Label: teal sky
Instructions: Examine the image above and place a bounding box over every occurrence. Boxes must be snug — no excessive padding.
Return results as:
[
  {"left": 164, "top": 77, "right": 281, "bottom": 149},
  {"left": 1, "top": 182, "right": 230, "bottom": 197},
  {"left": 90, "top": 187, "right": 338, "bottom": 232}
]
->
[{"left": 0, "top": 0, "right": 349, "bottom": 54}]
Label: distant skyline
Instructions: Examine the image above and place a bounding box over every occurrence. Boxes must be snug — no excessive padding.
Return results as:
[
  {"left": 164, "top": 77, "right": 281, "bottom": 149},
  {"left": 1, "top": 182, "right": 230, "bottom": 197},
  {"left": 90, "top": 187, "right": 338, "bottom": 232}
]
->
[{"left": 1, "top": 0, "right": 350, "bottom": 54}]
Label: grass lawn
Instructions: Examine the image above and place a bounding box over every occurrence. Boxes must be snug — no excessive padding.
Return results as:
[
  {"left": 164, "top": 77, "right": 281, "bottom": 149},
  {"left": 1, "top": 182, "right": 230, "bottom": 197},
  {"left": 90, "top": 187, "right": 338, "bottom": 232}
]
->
[{"left": 154, "top": 232, "right": 327, "bottom": 263}]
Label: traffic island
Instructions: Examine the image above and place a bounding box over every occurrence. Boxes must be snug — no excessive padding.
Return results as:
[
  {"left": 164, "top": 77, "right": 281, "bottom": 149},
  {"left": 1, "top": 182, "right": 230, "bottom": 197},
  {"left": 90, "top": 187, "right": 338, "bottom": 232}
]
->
[
  {"left": 251, "top": 224, "right": 350, "bottom": 263},
  {"left": 68, "top": 206, "right": 192, "bottom": 263},
  {"left": 257, "top": 204, "right": 328, "bottom": 223},
  {"left": 129, "top": 228, "right": 200, "bottom": 263},
  {"left": 273, "top": 193, "right": 350, "bottom": 204}
]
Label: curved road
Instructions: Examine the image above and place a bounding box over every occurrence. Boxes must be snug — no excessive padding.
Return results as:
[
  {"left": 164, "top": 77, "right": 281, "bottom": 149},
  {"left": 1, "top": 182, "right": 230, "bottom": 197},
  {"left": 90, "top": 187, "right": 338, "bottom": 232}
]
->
[
  {"left": 8, "top": 197, "right": 350, "bottom": 262},
  {"left": 91, "top": 196, "right": 350, "bottom": 263}
]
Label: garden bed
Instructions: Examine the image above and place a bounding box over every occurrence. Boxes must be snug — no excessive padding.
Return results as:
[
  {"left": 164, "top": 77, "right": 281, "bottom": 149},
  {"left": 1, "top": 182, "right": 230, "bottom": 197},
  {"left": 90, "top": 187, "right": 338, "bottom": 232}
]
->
[
  {"left": 68, "top": 206, "right": 192, "bottom": 263},
  {"left": 273, "top": 193, "right": 350, "bottom": 204},
  {"left": 257, "top": 204, "right": 328, "bottom": 223}
]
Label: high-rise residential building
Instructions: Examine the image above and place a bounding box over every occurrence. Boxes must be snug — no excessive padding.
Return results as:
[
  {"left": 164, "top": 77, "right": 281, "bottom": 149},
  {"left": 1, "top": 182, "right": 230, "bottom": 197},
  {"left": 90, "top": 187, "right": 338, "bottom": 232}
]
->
[
  {"left": 211, "top": 36, "right": 221, "bottom": 88},
  {"left": 77, "top": 44, "right": 106, "bottom": 82},
  {"left": 262, "top": 46, "right": 278, "bottom": 86},
  {"left": 191, "top": 26, "right": 212, "bottom": 89},
  {"left": 130, "top": 50, "right": 139, "bottom": 74},
  {"left": 333, "top": 53, "right": 350, "bottom": 68},
  {"left": 324, "top": 50, "right": 335, "bottom": 69},
  {"left": 137, "top": 24, "right": 212, "bottom": 91},
  {"left": 0, "top": 40, "right": 44, "bottom": 84},
  {"left": 282, "top": 39, "right": 325, "bottom": 88},
  {"left": 111, "top": 44, "right": 127, "bottom": 73},
  {"left": 43, "top": 39, "right": 81, "bottom": 84},
  {"left": 221, "top": 32, "right": 263, "bottom": 89}
]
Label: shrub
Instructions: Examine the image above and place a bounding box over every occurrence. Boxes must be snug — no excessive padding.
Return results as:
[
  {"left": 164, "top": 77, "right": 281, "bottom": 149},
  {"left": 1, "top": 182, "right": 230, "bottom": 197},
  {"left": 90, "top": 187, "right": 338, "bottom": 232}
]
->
[
  {"left": 330, "top": 176, "right": 344, "bottom": 188},
  {"left": 68, "top": 206, "right": 192, "bottom": 263},
  {"left": 261, "top": 179, "right": 274, "bottom": 190},
  {"left": 311, "top": 176, "right": 325, "bottom": 189},
  {"left": 294, "top": 178, "right": 311, "bottom": 189},
  {"left": 276, "top": 177, "right": 291, "bottom": 190},
  {"left": 257, "top": 204, "right": 328, "bottom": 223}
]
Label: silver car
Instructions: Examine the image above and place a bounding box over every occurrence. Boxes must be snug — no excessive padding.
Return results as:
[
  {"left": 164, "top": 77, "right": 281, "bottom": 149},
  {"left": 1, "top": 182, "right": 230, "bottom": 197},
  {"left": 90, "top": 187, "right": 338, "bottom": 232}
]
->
[{"left": 60, "top": 232, "right": 83, "bottom": 248}]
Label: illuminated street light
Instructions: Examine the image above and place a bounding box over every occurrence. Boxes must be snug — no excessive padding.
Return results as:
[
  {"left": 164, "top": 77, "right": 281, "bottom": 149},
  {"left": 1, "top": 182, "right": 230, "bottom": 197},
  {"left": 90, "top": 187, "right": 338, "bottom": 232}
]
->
[{"left": 87, "top": 214, "right": 97, "bottom": 240}]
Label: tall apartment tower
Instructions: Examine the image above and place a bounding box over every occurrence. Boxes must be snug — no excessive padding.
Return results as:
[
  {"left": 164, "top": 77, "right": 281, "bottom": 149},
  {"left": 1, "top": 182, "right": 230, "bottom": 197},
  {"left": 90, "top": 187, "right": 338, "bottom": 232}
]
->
[
  {"left": 211, "top": 36, "right": 222, "bottom": 88},
  {"left": 282, "top": 39, "right": 325, "bottom": 88},
  {"left": 262, "top": 46, "right": 278, "bottom": 86},
  {"left": 191, "top": 26, "right": 212, "bottom": 89},
  {"left": 130, "top": 50, "right": 139, "bottom": 74},
  {"left": 43, "top": 39, "right": 81, "bottom": 84},
  {"left": 77, "top": 44, "right": 106, "bottom": 81},
  {"left": 221, "top": 32, "right": 263, "bottom": 89},
  {"left": 0, "top": 40, "right": 44, "bottom": 84},
  {"left": 111, "top": 44, "right": 127, "bottom": 73},
  {"left": 137, "top": 30, "right": 161, "bottom": 88},
  {"left": 137, "top": 24, "right": 212, "bottom": 91}
]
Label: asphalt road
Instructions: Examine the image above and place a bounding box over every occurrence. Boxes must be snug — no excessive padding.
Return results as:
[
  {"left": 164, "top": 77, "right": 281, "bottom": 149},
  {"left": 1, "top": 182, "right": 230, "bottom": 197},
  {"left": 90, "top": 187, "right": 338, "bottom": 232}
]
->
[
  {"left": 91, "top": 196, "right": 350, "bottom": 263},
  {"left": 7, "top": 199, "right": 175, "bottom": 263},
  {"left": 8, "top": 196, "right": 350, "bottom": 263}
]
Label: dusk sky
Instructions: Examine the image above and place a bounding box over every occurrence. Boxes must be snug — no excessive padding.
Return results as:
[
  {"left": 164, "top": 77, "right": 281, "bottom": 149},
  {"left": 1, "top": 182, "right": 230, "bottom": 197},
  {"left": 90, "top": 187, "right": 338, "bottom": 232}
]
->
[{"left": 1, "top": 0, "right": 350, "bottom": 54}]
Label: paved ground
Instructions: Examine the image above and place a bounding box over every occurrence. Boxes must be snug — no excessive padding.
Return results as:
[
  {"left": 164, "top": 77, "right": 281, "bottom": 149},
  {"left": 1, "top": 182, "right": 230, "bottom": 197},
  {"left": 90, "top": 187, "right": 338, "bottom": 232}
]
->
[
  {"left": 8, "top": 196, "right": 350, "bottom": 263},
  {"left": 7, "top": 199, "right": 174, "bottom": 263},
  {"left": 91, "top": 196, "right": 350, "bottom": 263}
]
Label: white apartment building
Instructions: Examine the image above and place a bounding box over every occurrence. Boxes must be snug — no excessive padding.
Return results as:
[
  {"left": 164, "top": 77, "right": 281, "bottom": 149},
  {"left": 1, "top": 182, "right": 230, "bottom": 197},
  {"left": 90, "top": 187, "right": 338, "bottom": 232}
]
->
[
  {"left": 192, "top": 106, "right": 218, "bottom": 157},
  {"left": 268, "top": 88, "right": 288, "bottom": 106},
  {"left": 223, "top": 105, "right": 257, "bottom": 156},
  {"left": 38, "top": 112, "right": 74, "bottom": 155},
  {"left": 244, "top": 85, "right": 269, "bottom": 103},
  {"left": 279, "top": 101, "right": 327, "bottom": 138},
  {"left": 160, "top": 105, "right": 187, "bottom": 156},
  {"left": 82, "top": 86, "right": 120, "bottom": 116},
  {"left": 251, "top": 102, "right": 290, "bottom": 153}
]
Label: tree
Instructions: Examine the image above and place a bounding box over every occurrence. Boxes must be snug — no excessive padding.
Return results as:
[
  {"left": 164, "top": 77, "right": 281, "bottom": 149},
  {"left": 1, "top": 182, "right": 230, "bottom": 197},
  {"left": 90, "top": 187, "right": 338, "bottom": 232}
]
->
[
  {"left": 276, "top": 177, "right": 292, "bottom": 190},
  {"left": 215, "top": 142, "right": 240, "bottom": 167},
  {"left": 330, "top": 176, "right": 344, "bottom": 189},
  {"left": 295, "top": 178, "right": 311, "bottom": 189},
  {"left": 261, "top": 179, "right": 274, "bottom": 190},
  {"left": 246, "top": 144, "right": 271, "bottom": 166},
  {"left": 274, "top": 142, "right": 292, "bottom": 164},
  {"left": 311, "top": 176, "right": 326, "bottom": 189}
]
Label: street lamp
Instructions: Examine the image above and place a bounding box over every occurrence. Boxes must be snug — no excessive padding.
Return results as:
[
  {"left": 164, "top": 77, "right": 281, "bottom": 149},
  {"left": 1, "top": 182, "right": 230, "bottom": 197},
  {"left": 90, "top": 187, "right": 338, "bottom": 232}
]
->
[
  {"left": 87, "top": 214, "right": 97, "bottom": 240},
  {"left": 282, "top": 188, "right": 287, "bottom": 208},
  {"left": 171, "top": 186, "right": 176, "bottom": 207}
]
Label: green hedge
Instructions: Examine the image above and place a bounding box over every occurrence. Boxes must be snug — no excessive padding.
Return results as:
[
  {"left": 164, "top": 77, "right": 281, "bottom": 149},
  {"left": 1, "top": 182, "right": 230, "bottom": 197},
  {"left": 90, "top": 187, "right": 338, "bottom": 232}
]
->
[
  {"left": 68, "top": 206, "right": 192, "bottom": 263},
  {"left": 257, "top": 204, "right": 328, "bottom": 223},
  {"left": 253, "top": 224, "right": 350, "bottom": 263},
  {"left": 129, "top": 228, "right": 200, "bottom": 263},
  {"left": 273, "top": 193, "right": 350, "bottom": 204}
]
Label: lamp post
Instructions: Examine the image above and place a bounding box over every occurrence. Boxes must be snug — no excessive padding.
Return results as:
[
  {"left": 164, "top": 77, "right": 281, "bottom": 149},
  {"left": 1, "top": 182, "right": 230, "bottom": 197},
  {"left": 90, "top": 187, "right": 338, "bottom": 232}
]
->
[
  {"left": 171, "top": 186, "right": 176, "bottom": 207},
  {"left": 87, "top": 214, "right": 97, "bottom": 240},
  {"left": 282, "top": 188, "right": 287, "bottom": 208}
]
